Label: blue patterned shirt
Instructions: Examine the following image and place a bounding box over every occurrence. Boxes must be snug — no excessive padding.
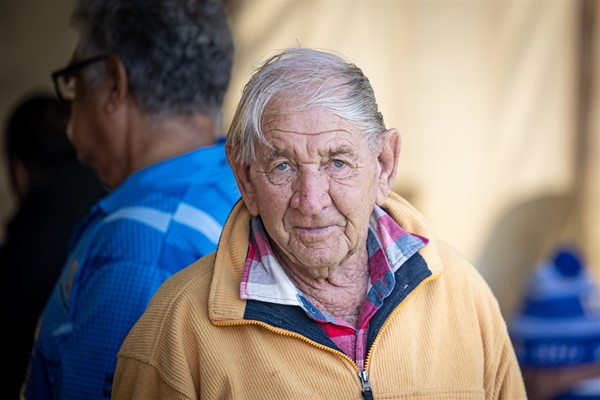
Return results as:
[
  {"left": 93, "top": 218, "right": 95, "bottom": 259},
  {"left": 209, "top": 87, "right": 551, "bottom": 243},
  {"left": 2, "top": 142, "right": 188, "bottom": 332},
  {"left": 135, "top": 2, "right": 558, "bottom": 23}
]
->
[{"left": 23, "top": 139, "right": 240, "bottom": 399}]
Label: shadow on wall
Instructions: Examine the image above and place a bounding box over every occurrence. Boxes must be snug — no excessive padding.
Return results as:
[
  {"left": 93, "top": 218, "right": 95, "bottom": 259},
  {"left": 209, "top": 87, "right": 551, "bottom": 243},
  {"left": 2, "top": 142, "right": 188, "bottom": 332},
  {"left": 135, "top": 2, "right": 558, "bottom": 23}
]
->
[{"left": 477, "top": 192, "right": 576, "bottom": 321}]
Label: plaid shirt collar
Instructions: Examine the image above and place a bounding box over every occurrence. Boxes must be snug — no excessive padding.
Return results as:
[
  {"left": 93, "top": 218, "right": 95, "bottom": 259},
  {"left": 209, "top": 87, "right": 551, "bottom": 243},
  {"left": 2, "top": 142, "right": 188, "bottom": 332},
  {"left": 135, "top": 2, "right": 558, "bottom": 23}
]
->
[
  {"left": 240, "top": 205, "right": 427, "bottom": 368},
  {"left": 241, "top": 205, "right": 426, "bottom": 305}
]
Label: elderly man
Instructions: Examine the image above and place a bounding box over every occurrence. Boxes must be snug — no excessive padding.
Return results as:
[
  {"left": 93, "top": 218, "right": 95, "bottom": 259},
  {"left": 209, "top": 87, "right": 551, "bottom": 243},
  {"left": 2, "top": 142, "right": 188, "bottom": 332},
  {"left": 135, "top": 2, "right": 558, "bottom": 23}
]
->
[
  {"left": 22, "top": 0, "right": 239, "bottom": 399},
  {"left": 113, "top": 48, "right": 526, "bottom": 400}
]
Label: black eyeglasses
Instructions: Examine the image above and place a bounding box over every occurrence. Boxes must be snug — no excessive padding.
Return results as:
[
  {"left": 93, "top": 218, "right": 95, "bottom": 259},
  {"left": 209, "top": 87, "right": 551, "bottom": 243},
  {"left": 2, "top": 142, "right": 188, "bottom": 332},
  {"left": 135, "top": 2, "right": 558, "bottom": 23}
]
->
[{"left": 51, "top": 54, "right": 109, "bottom": 104}]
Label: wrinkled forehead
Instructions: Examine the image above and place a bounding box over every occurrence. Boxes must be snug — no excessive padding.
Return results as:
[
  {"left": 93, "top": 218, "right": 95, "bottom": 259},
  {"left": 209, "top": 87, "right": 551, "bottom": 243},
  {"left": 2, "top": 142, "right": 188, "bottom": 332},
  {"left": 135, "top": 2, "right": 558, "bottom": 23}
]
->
[{"left": 262, "top": 96, "right": 359, "bottom": 136}]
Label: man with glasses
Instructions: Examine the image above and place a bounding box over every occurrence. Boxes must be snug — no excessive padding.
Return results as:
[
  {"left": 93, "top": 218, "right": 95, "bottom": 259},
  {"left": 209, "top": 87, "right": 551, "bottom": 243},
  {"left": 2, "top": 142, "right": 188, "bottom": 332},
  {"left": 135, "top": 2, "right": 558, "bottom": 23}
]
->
[{"left": 22, "top": 0, "right": 239, "bottom": 399}]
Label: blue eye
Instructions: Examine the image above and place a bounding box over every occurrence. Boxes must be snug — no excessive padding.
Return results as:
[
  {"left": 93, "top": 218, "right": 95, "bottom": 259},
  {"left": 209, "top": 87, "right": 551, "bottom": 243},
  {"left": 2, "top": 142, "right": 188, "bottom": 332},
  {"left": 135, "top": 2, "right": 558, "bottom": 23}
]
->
[
  {"left": 275, "top": 163, "right": 289, "bottom": 171},
  {"left": 332, "top": 160, "right": 346, "bottom": 168}
]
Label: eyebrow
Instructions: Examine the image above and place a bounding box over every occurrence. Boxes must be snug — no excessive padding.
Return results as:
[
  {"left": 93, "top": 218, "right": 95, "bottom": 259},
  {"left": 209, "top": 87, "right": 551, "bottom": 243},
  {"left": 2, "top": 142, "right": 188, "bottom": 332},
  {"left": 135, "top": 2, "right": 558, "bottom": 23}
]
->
[
  {"left": 264, "top": 146, "right": 292, "bottom": 163},
  {"left": 328, "top": 144, "right": 359, "bottom": 159}
]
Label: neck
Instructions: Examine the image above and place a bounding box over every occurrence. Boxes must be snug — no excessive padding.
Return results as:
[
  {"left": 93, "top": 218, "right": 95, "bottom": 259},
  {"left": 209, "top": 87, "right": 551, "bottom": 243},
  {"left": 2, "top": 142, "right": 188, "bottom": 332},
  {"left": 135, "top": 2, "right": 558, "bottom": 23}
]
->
[
  {"left": 281, "top": 247, "right": 370, "bottom": 328},
  {"left": 117, "top": 111, "right": 217, "bottom": 185}
]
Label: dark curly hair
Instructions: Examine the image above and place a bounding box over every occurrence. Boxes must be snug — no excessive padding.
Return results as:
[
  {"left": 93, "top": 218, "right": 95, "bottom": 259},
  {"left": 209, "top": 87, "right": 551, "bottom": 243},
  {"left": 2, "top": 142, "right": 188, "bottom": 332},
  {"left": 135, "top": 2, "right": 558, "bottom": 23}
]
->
[{"left": 72, "top": 0, "right": 234, "bottom": 120}]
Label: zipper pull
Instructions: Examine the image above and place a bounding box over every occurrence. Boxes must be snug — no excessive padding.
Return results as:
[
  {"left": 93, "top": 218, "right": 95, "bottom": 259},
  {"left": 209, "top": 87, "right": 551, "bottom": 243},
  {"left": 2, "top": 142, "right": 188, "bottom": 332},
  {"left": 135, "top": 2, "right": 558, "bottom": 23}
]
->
[{"left": 358, "top": 370, "right": 374, "bottom": 400}]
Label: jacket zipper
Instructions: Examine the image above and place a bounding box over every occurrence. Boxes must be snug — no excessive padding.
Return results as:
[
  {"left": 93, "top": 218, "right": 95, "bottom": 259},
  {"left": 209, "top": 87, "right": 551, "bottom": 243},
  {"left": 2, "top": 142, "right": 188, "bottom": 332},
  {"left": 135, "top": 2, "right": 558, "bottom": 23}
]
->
[
  {"left": 213, "top": 273, "right": 440, "bottom": 399},
  {"left": 360, "top": 273, "right": 440, "bottom": 399},
  {"left": 358, "top": 370, "right": 374, "bottom": 400}
]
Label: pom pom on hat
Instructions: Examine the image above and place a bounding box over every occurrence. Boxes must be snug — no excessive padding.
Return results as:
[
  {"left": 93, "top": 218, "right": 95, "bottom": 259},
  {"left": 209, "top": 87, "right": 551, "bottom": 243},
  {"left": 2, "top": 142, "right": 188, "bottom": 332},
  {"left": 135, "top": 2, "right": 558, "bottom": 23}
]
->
[{"left": 509, "top": 245, "right": 600, "bottom": 368}]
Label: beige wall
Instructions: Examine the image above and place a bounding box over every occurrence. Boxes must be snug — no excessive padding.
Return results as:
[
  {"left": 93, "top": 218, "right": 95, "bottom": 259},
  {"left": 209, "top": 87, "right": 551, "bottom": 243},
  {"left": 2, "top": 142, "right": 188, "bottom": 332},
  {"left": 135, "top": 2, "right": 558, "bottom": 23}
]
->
[{"left": 1, "top": 0, "right": 597, "bottom": 320}]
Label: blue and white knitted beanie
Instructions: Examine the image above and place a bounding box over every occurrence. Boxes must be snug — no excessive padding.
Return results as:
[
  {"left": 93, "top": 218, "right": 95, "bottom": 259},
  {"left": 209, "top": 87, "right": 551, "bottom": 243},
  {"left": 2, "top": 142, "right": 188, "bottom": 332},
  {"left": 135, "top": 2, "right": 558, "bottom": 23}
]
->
[{"left": 509, "top": 246, "right": 600, "bottom": 398}]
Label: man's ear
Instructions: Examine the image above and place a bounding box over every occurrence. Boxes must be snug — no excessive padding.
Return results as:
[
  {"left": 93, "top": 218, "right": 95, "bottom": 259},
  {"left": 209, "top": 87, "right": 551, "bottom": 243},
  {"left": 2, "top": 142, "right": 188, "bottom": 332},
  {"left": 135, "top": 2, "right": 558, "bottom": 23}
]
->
[
  {"left": 226, "top": 143, "right": 259, "bottom": 216},
  {"left": 103, "top": 55, "right": 128, "bottom": 114},
  {"left": 375, "top": 128, "right": 401, "bottom": 205}
]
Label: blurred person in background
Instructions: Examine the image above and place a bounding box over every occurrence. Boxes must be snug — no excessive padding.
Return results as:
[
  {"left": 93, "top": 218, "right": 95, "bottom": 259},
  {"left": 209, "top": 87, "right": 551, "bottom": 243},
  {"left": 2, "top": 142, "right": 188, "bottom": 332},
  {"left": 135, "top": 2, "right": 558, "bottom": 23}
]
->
[
  {"left": 113, "top": 47, "right": 526, "bottom": 400},
  {"left": 22, "top": 0, "right": 239, "bottom": 398},
  {"left": 510, "top": 245, "right": 600, "bottom": 400},
  {"left": 0, "top": 92, "right": 106, "bottom": 400}
]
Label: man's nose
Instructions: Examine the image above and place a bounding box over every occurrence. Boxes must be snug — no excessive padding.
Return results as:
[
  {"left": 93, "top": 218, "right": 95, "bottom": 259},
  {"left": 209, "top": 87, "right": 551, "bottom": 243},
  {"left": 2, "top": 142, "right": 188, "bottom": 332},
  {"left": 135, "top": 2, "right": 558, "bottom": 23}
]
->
[{"left": 290, "top": 167, "right": 331, "bottom": 215}]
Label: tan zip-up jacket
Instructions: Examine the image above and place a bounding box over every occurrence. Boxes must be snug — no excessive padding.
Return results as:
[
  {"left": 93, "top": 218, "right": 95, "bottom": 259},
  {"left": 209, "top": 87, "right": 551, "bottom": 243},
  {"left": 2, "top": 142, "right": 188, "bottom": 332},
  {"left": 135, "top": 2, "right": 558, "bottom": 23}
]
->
[{"left": 113, "top": 193, "right": 526, "bottom": 400}]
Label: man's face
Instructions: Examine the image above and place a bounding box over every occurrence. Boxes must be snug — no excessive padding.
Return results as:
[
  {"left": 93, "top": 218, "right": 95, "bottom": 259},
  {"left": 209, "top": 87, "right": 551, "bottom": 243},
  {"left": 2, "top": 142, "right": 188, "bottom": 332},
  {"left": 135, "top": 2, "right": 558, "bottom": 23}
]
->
[
  {"left": 66, "top": 53, "right": 121, "bottom": 189},
  {"left": 240, "top": 104, "right": 385, "bottom": 279}
]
